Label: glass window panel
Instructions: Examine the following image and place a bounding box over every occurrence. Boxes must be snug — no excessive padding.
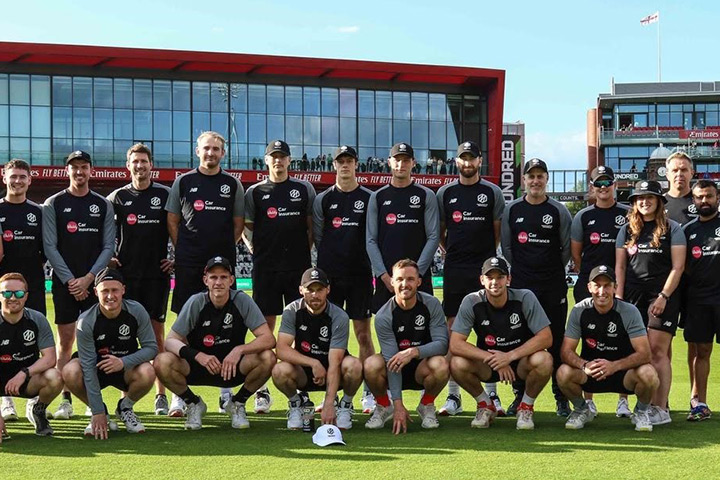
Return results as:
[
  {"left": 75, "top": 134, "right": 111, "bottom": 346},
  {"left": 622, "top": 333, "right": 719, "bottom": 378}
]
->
[
  {"left": 230, "top": 83, "right": 247, "bottom": 113},
  {"left": 463, "top": 123, "right": 480, "bottom": 145},
  {"left": 93, "top": 108, "right": 113, "bottom": 140},
  {"left": 447, "top": 95, "right": 462, "bottom": 123},
  {"left": 10, "top": 137, "right": 30, "bottom": 159},
  {"left": 230, "top": 142, "right": 247, "bottom": 169},
  {"left": 134, "top": 110, "right": 152, "bottom": 140},
  {"left": 267, "top": 114, "right": 284, "bottom": 140},
  {"left": 463, "top": 96, "right": 482, "bottom": 123},
  {"left": 0, "top": 106, "right": 8, "bottom": 136},
  {"left": 411, "top": 93, "right": 428, "bottom": 121},
  {"left": 31, "top": 138, "right": 51, "bottom": 165},
  {"left": 286, "top": 86, "right": 303, "bottom": 115},
  {"left": 211, "top": 112, "right": 228, "bottom": 139},
  {"left": 248, "top": 84, "right": 266, "bottom": 114},
  {"left": 31, "top": 106, "right": 50, "bottom": 137},
  {"left": 429, "top": 94, "right": 446, "bottom": 121},
  {"left": 153, "top": 80, "right": 172, "bottom": 110},
  {"left": 73, "top": 107, "right": 92, "bottom": 139},
  {"left": 429, "top": 121, "right": 445, "bottom": 149},
  {"left": 53, "top": 77, "right": 73, "bottom": 107},
  {"left": 10, "top": 75, "right": 30, "bottom": 105},
  {"left": 133, "top": 79, "right": 152, "bottom": 110},
  {"left": 393, "top": 92, "right": 411, "bottom": 120},
  {"left": 376, "top": 91, "right": 391, "bottom": 119},
  {"left": 71, "top": 77, "right": 91, "bottom": 107},
  {"left": 375, "top": 119, "right": 391, "bottom": 147},
  {"left": 339, "top": 117, "right": 356, "bottom": 146},
  {"left": 304, "top": 116, "right": 320, "bottom": 145},
  {"left": 53, "top": 138, "right": 72, "bottom": 163},
  {"left": 321, "top": 117, "right": 338, "bottom": 145},
  {"left": 151, "top": 141, "right": 172, "bottom": 168},
  {"left": 92, "top": 139, "right": 114, "bottom": 166},
  {"left": 670, "top": 104, "right": 683, "bottom": 112},
  {"left": 248, "top": 114, "right": 266, "bottom": 144},
  {"left": 695, "top": 103, "right": 706, "bottom": 112},
  {"left": 286, "top": 116, "right": 302, "bottom": 144},
  {"left": 414, "top": 149, "right": 429, "bottom": 165},
  {"left": 93, "top": 78, "right": 113, "bottom": 108},
  {"left": 231, "top": 113, "right": 247, "bottom": 144},
  {"left": 173, "top": 81, "right": 191, "bottom": 111},
  {"left": 670, "top": 112, "right": 682, "bottom": 126},
  {"left": 304, "top": 87, "right": 320, "bottom": 116},
  {"left": 192, "top": 112, "right": 210, "bottom": 140},
  {"left": 154, "top": 111, "right": 172, "bottom": 141},
  {"left": 304, "top": 145, "right": 320, "bottom": 160},
  {"left": 393, "top": 120, "right": 410, "bottom": 144},
  {"left": 321, "top": 88, "right": 339, "bottom": 116},
  {"left": 211, "top": 83, "right": 228, "bottom": 112},
  {"left": 249, "top": 143, "right": 266, "bottom": 162},
  {"left": 114, "top": 79, "right": 132, "bottom": 109},
  {"left": 412, "top": 121, "right": 428, "bottom": 148},
  {"left": 30, "top": 76, "right": 50, "bottom": 106},
  {"left": 0, "top": 74, "right": 7, "bottom": 104},
  {"left": 267, "top": 86, "right": 284, "bottom": 114},
  {"left": 358, "top": 90, "right": 374, "bottom": 118},
  {"left": 358, "top": 147, "right": 377, "bottom": 163},
  {"left": 339, "top": 89, "right": 356, "bottom": 117},
  {"left": 447, "top": 121, "right": 461, "bottom": 148},
  {"left": 10, "top": 106, "right": 30, "bottom": 136},
  {"left": 707, "top": 111, "right": 719, "bottom": 127},
  {"left": 192, "top": 82, "right": 210, "bottom": 112},
  {"left": 173, "top": 111, "right": 191, "bottom": 141},
  {"left": 173, "top": 141, "right": 192, "bottom": 159},
  {"left": 53, "top": 107, "right": 72, "bottom": 138},
  {"left": 359, "top": 118, "right": 374, "bottom": 146},
  {"left": 657, "top": 112, "right": 670, "bottom": 126}
]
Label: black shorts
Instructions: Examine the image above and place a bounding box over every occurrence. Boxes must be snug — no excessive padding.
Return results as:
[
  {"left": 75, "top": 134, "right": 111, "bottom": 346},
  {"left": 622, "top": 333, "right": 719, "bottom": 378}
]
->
[
  {"left": 252, "top": 267, "right": 304, "bottom": 316},
  {"left": 400, "top": 359, "right": 424, "bottom": 391},
  {"left": 624, "top": 286, "right": 680, "bottom": 335},
  {"left": 573, "top": 275, "right": 590, "bottom": 304},
  {"left": 171, "top": 265, "right": 205, "bottom": 314},
  {"left": 442, "top": 269, "right": 481, "bottom": 317},
  {"left": 186, "top": 358, "right": 246, "bottom": 388},
  {"left": 683, "top": 303, "right": 720, "bottom": 344},
  {"left": 51, "top": 277, "right": 95, "bottom": 325},
  {"left": 582, "top": 370, "right": 634, "bottom": 395},
  {"left": 327, "top": 275, "right": 372, "bottom": 319},
  {"left": 484, "top": 360, "right": 521, "bottom": 383},
  {"left": 372, "top": 275, "right": 434, "bottom": 314},
  {"left": 70, "top": 352, "right": 130, "bottom": 391},
  {"left": 300, "top": 366, "right": 328, "bottom": 392},
  {"left": 125, "top": 277, "right": 171, "bottom": 322},
  {"left": 0, "top": 373, "right": 33, "bottom": 398},
  {"left": 25, "top": 287, "right": 47, "bottom": 316}
]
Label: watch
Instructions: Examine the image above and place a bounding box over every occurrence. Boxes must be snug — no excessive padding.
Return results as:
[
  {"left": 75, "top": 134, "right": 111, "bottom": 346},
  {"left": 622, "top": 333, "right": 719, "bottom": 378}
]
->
[{"left": 658, "top": 292, "right": 669, "bottom": 300}]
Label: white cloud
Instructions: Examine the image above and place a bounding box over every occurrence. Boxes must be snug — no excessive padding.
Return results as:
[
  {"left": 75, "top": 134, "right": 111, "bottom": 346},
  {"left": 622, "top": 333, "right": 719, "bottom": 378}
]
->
[
  {"left": 334, "top": 26, "right": 360, "bottom": 34},
  {"left": 525, "top": 130, "right": 587, "bottom": 171}
]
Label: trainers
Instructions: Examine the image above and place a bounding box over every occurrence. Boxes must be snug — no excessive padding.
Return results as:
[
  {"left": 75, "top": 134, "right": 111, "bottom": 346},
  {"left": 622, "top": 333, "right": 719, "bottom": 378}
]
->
[
  {"left": 365, "top": 404, "right": 394, "bottom": 429},
  {"left": 336, "top": 400, "right": 354, "bottom": 430},
  {"left": 556, "top": 399, "right": 571, "bottom": 417},
  {"left": 471, "top": 403, "right": 497, "bottom": 428},
  {"left": 633, "top": 409, "right": 653, "bottom": 432},
  {"left": 254, "top": 389, "right": 273, "bottom": 414},
  {"left": 586, "top": 399, "right": 598, "bottom": 417},
  {"left": 687, "top": 404, "right": 712, "bottom": 422},
  {"left": 116, "top": 407, "right": 146, "bottom": 434},
  {"left": 565, "top": 406, "right": 594, "bottom": 430},
  {"left": 83, "top": 418, "right": 119, "bottom": 436},
  {"left": 184, "top": 398, "right": 207, "bottom": 430},
  {"left": 154, "top": 394, "right": 169, "bottom": 415},
  {"left": 489, "top": 392, "right": 506, "bottom": 417},
  {"left": 361, "top": 391, "right": 376, "bottom": 414},
  {"left": 1, "top": 397, "right": 18, "bottom": 421},
  {"left": 219, "top": 391, "right": 232, "bottom": 414},
  {"left": 507, "top": 391, "right": 523, "bottom": 416},
  {"left": 648, "top": 405, "right": 672, "bottom": 425},
  {"left": 438, "top": 394, "right": 463, "bottom": 416},
  {"left": 417, "top": 403, "right": 439, "bottom": 429},
  {"left": 168, "top": 394, "right": 186, "bottom": 418},
  {"left": 316, "top": 395, "right": 338, "bottom": 413},
  {"left": 616, "top": 396, "right": 632, "bottom": 418},
  {"left": 53, "top": 399, "right": 74, "bottom": 420},
  {"left": 516, "top": 403, "right": 535, "bottom": 430},
  {"left": 84, "top": 405, "right": 93, "bottom": 417},
  {"left": 27, "top": 398, "right": 53, "bottom": 436},
  {"left": 287, "top": 399, "right": 303, "bottom": 430},
  {"left": 227, "top": 401, "right": 250, "bottom": 429}
]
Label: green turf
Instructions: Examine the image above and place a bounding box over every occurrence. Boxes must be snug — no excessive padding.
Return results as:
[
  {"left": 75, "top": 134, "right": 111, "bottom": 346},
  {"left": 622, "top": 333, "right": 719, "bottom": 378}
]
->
[{"left": 2, "top": 291, "right": 719, "bottom": 479}]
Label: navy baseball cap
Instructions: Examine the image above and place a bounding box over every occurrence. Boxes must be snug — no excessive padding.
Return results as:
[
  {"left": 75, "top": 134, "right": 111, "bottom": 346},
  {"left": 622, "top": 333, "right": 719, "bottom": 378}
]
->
[
  {"left": 457, "top": 141, "right": 481, "bottom": 158},
  {"left": 481, "top": 257, "right": 510, "bottom": 276},
  {"left": 204, "top": 256, "right": 233, "bottom": 274},
  {"left": 390, "top": 142, "right": 414, "bottom": 158},
  {"left": 95, "top": 268, "right": 124, "bottom": 286},
  {"left": 523, "top": 158, "right": 548, "bottom": 175},
  {"left": 589, "top": 265, "right": 616, "bottom": 283},
  {"left": 333, "top": 145, "right": 358, "bottom": 161},
  {"left": 66, "top": 150, "right": 92, "bottom": 165},
  {"left": 265, "top": 140, "right": 291, "bottom": 157}
]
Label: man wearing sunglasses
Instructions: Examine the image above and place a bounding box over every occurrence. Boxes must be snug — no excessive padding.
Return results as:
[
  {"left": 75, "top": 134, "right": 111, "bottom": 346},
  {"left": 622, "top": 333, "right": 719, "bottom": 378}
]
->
[{"left": 0, "top": 272, "right": 63, "bottom": 441}]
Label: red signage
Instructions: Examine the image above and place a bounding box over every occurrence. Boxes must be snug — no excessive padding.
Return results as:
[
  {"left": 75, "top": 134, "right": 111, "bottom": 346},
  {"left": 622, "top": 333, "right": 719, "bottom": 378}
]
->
[{"left": 680, "top": 130, "right": 720, "bottom": 140}]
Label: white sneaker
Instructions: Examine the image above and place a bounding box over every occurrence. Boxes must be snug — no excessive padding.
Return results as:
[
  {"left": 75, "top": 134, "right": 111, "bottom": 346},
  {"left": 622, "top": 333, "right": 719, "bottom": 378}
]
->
[
  {"left": 184, "top": 398, "right": 207, "bottom": 430},
  {"left": 219, "top": 390, "right": 232, "bottom": 414},
  {"left": 516, "top": 405, "right": 535, "bottom": 430},
  {"left": 287, "top": 400, "right": 303, "bottom": 430},
  {"left": 616, "top": 397, "right": 632, "bottom": 417},
  {"left": 154, "top": 394, "right": 169, "bottom": 415},
  {"left": 648, "top": 405, "right": 672, "bottom": 425},
  {"left": 83, "top": 419, "right": 119, "bottom": 436},
  {"left": 417, "top": 403, "right": 439, "bottom": 429},
  {"left": 116, "top": 407, "right": 146, "bottom": 434},
  {"left": 227, "top": 401, "right": 250, "bottom": 429},
  {"left": 586, "top": 399, "right": 598, "bottom": 417},
  {"left": 168, "top": 394, "right": 186, "bottom": 418},
  {"left": 53, "top": 399, "right": 74, "bottom": 420},
  {"left": 1, "top": 397, "right": 18, "bottom": 421},
  {"left": 437, "top": 394, "right": 463, "bottom": 416},
  {"left": 365, "top": 404, "right": 394, "bottom": 429},
  {"left": 633, "top": 409, "right": 653, "bottom": 432},
  {"left": 254, "top": 389, "right": 273, "bottom": 414},
  {"left": 85, "top": 405, "right": 93, "bottom": 417},
  {"left": 361, "top": 391, "right": 376, "bottom": 414},
  {"left": 565, "top": 406, "right": 595, "bottom": 429},
  {"left": 336, "top": 401, "right": 354, "bottom": 430},
  {"left": 471, "top": 406, "right": 497, "bottom": 428}
]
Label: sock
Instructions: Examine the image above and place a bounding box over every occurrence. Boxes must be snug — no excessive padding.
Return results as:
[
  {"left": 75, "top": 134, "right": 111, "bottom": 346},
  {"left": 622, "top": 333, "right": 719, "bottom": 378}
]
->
[
  {"left": 484, "top": 382, "right": 497, "bottom": 395},
  {"left": 363, "top": 381, "right": 371, "bottom": 394},
  {"left": 375, "top": 394, "right": 390, "bottom": 407},
  {"left": 636, "top": 401, "right": 650, "bottom": 412},
  {"left": 62, "top": 391, "right": 72, "bottom": 403},
  {"left": 448, "top": 379, "right": 460, "bottom": 396},
  {"left": 119, "top": 397, "right": 135, "bottom": 411},
  {"left": 180, "top": 388, "right": 201, "bottom": 405},
  {"left": 474, "top": 391, "right": 491, "bottom": 407},
  {"left": 156, "top": 393, "right": 166, "bottom": 398},
  {"left": 420, "top": 393, "right": 436, "bottom": 406},
  {"left": 522, "top": 393, "right": 536, "bottom": 407},
  {"left": 232, "top": 387, "right": 253, "bottom": 405},
  {"left": 340, "top": 394, "right": 354, "bottom": 406},
  {"left": 257, "top": 385, "right": 269, "bottom": 395},
  {"left": 220, "top": 387, "right": 232, "bottom": 397},
  {"left": 288, "top": 393, "right": 301, "bottom": 405},
  {"left": 569, "top": 397, "right": 586, "bottom": 410}
]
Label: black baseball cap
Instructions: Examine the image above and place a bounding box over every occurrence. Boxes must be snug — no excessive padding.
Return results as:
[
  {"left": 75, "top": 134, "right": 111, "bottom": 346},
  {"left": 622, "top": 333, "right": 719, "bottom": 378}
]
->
[
  {"left": 590, "top": 165, "right": 614, "bottom": 182},
  {"left": 589, "top": 265, "right": 616, "bottom": 283},
  {"left": 481, "top": 257, "right": 510, "bottom": 276},
  {"left": 333, "top": 145, "right": 358, "bottom": 161},
  {"left": 66, "top": 150, "right": 92, "bottom": 165},
  {"left": 204, "top": 256, "right": 233, "bottom": 274},
  {"left": 390, "top": 142, "right": 414, "bottom": 158},
  {"left": 523, "top": 158, "right": 548, "bottom": 174},
  {"left": 265, "top": 140, "right": 291, "bottom": 157},
  {"left": 628, "top": 180, "right": 667, "bottom": 203},
  {"left": 457, "top": 141, "right": 481, "bottom": 158},
  {"left": 94, "top": 267, "right": 124, "bottom": 286},
  {"left": 301, "top": 267, "right": 329, "bottom": 288}
]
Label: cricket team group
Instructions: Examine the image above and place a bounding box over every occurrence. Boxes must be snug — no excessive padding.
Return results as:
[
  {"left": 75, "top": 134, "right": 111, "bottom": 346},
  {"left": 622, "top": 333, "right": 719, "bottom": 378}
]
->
[{"left": 0, "top": 131, "right": 717, "bottom": 442}]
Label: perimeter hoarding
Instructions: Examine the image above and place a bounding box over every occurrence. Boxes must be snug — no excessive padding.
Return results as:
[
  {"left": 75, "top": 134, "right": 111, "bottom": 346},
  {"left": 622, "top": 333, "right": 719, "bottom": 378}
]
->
[{"left": 500, "top": 135, "right": 522, "bottom": 201}]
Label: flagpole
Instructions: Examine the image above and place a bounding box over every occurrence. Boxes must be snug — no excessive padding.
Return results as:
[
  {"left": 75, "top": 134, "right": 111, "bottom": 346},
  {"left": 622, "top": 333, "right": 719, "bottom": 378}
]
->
[{"left": 657, "top": 14, "right": 662, "bottom": 82}]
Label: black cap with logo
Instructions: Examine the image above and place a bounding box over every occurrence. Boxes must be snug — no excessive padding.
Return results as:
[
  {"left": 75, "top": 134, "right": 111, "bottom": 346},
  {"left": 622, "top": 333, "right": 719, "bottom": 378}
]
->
[
  {"left": 66, "top": 150, "right": 92, "bottom": 165},
  {"left": 265, "top": 140, "right": 291, "bottom": 157},
  {"left": 628, "top": 180, "right": 667, "bottom": 203},
  {"left": 204, "top": 256, "right": 234, "bottom": 274},
  {"left": 390, "top": 142, "right": 414, "bottom": 158},
  {"left": 523, "top": 158, "right": 548, "bottom": 175},
  {"left": 456, "top": 141, "right": 481, "bottom": 158},
  {"left": 589, "top": 265, "right": 616, "bottom": 283},
  {"left": 333, "top": 145, "right": 358, "bottom": 161},
  {"left": 301, "top": 267, "right": 330, "bottom": 288},
  {"left": 94, "top": 267, "right": 124, "bottom": 286},
  {"left": 590, "top": 165, "right": 615, "bottom": 182},
  {"left": 481, "top": 256, "right": 510, "bottom": 276}
]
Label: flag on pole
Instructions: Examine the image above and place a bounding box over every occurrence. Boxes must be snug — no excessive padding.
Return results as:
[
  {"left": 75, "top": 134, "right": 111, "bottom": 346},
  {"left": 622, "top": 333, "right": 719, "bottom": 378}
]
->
[{"left": 640, "top": 11, "right": 659, "bottom": 26}]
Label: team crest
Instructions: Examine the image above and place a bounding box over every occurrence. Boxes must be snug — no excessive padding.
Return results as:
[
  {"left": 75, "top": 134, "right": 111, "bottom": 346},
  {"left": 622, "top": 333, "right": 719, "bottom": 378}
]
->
[
  {"left": 542, "top": 214, "right": 553, "bottom": 225},
  {"left": 415, "top": 315, "right": 425, "bottom": 327},
  {"left": 89, "top": 204, "right": 100, "bottom": 214},
  {"left": 26, "top": 213, "right": 36, "bottom": 223},
  {"left": 409, "top": 195, "right": 420, "bottom": 205},
  {"left": 290, "top": 189, "right": 300, "bottom": 199},
  {"left": 23, "top": 330, "right": 35, "bottom": 342}
]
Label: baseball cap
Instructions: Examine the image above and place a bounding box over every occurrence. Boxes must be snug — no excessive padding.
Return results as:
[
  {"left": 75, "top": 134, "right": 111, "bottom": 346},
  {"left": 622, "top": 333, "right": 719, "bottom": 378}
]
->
[
  {"left": 66, "top": 150, "right": 92, "bottom": 165},
  {"left": 301, "top": 267, "right": 329, "bottom": 288},
  {"left": 456, "top": 141, "right": 481, "bottom": 158},
  {"left": 390, "top": 142, "right": 414, "bottom": 158},
  {"left": 523, "top": 158, "right": 548, "bottom": 175},
  {"left": 265, "top": 140, "right": 291, "bottom": 157},
  {"left": 312, "top": 425, "right": 346, "bottom": 447},
  {"left": 204, "top": 256, "right": 233, "bottom": 274},
  {"left": 590, "top": 165, "right": 615, "bottom": 182},
  {"left": 589, "top": 265, "right": 616, "bottom": 283},
  {"left": 333, "top": 145, "right": 358, "bottom": 161},
  {"left": 628, "top": 180, "right": 667, "bottom": 203},
  {"left": 481, "top": 257, "right": 510, "bottom": 276},
  {"left": 94, "top": 267, "right": 124, "bottom": 287}
]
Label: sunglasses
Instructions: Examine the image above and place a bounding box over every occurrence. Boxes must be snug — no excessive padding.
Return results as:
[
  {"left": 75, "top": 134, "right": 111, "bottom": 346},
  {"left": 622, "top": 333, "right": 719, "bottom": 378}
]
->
[
  {"left": 593, "top": 179, "right": 614, "bottom": 188},
  {"left": 1, "top": 290, "right": 26, "bottom": 299}
]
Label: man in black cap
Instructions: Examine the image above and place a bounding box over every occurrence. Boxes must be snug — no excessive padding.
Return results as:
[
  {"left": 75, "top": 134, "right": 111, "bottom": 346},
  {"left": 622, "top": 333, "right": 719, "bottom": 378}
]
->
[
  {"left": 557, "top": 265, "right": 658, "bottom": 432},
  {"left": 312, "top": 145, "right": 376, "bottom": 413},
  {"left": 501, "top": 157, "right": 573, "bottom": 416},
  {"left": 272, "top": 267, "right": 362, "bottom": 430},
  {"left": 62, "top": 268, "right": 158, "bottom": 439},
  {"left": 154, "top": 256, "right": 276, "bottom": 430},
  {"left": 43, "top": 150, "right": 116, "bottom": 420},
  {"left": 366, "top": 143, "right": 440, "bottom": 314},
  {"left": 450, "top": 257, "right": 553, "bottom": 430},
  {"left": 435, "top": 141, "right": 506, "bottom": 417},
  {"left": 244, "top": 140, "right": 316, "bottom": 412}
]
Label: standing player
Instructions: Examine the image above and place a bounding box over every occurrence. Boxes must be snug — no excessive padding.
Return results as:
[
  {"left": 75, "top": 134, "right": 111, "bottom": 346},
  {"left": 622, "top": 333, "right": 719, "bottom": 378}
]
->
[
  {"left": 107, "top": 143, "right": 173, "bottom": 415},
  {"left": 682, "top": 180, "right": 720, "bottom": 421},
  {"left": 364, "top": 259, "right": 449, "bottom": 433},
  {"left": 570, "top": 166, "right": 629, "bottom": 416},
  {"left": 366, "top": 143, "right": 440, "bottom": 313},
  {"left": 154, "top": 257, "right": 276, "bottom": 430},
  {"left": 312, "top": 145, "right": 375, "bottom": 413},
  {"left": 43, "top": 150, "right": 116, "bottom": 420},
  {"left": 62, "top": 268, "right": 157, "bottom": 438},
  {"left": 501, "top": 158, "right": 572, "bottom": 416},
  {"left": 272, "top": 267, "right": 362, "bottom": 430},
  {"left": 166, "top": 132, "right": 244, "bottom": 416},
  {"left": 435, "top": 141, "right": 505, "bottom": 416},
  {"left": 244, "top": 140, "right": 316, "bottom": 412},
  {"left": 0, "top": 159, "right": 45, "bottom": 420}
]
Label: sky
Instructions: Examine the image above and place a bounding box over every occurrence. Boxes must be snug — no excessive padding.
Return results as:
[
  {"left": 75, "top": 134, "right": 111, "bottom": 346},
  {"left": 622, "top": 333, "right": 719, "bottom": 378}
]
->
[{"left": 2, "top": 0, "right": 719, "bottom": 170}]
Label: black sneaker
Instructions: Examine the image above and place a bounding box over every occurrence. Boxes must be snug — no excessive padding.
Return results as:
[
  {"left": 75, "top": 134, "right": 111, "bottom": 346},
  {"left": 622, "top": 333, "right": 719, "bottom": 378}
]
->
[
  {"left": 556, "top": 399, "right": 572, "bottom": 417},
  {"left": 506, "top": 391, "right": 523, "bottom": 417},
  {"left": 29, "top": 400, "right": 53, "bottom": 436}
]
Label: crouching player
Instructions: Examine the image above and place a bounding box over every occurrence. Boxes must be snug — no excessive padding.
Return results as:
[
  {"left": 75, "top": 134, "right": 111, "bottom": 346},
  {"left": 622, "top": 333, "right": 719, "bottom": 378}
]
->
[
  {"left": 557, "top": 265, "right": 659, "bottom": 432},
  {"left": 450, "top": 257, "right": 553, "bottom": 430},
  {"left": 155, "top": 256, "right": 276, "bottom": 430},
  {"left": 272, "top": 267, "right": 362, "bottom": 430},
  {"left": 63, "top": 268, "right": 158, "bottom": 439},
  {"left": 364, "top": 259, "right": 449, "bottom": 433}
]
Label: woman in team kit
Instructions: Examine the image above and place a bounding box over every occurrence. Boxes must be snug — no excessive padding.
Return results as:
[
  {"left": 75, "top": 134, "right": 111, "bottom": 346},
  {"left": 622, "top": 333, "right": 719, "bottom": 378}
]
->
[{"left": 615, "top": 180, "right": 686, "bottom": 426}]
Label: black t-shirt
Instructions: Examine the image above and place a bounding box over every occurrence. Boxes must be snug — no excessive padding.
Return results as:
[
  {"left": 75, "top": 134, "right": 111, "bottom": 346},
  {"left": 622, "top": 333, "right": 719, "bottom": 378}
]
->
[
  {"left": 571, "top": 202, "right": 629, "bottom": 280},
  {"left": 683, "top": 214, "right": 720, "bottom": 304},
  {"left": 107, "top": 182, "right": 171, "bottom": 280},
  {"left": 279, "top": 300, "right": 349, "bottom": 368},
  {"left": 0, "top": 309, "right": 54, "bottom": 383},
  {"left": 0, "top": 199, "right": 45, "bottom": 290},
  {"left": 664, "top": 192, "right": 697, "bottom": 226}
]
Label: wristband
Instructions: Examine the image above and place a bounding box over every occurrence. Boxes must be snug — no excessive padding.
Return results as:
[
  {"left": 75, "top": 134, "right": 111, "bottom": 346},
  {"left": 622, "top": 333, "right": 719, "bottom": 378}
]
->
[
  {"left": 179, "top": 346, "right": 200, "bottom": 363},
  {"left": 21, "top": 367, "right": 31, "bottom": 379},
  {"left": 658, "top": 292, "right": 669, "bottom": 300}
]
